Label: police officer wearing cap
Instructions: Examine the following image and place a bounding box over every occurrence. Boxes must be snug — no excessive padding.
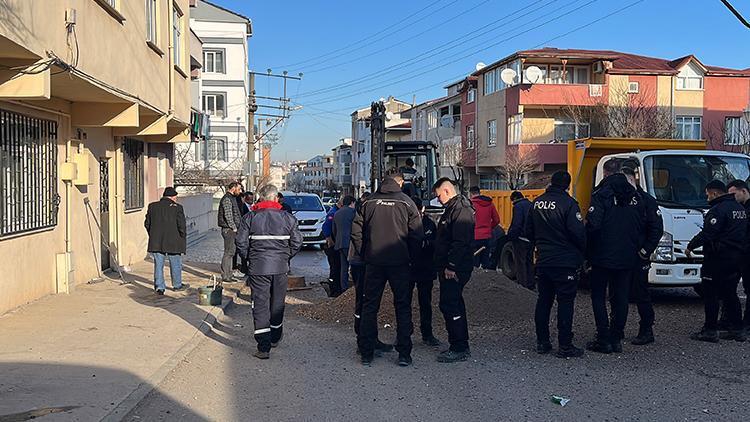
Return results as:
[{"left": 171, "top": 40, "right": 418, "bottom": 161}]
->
[
  {"left": 586, "top": 168, "right": 646, "bottom": 354},
  {"left": 687, "top": 180, "right": 747, "bottom": 343},
  {"left": 620, "top": 164, "right": 663, "bottom": 346},
  {"left": 526, "top": 171, "right": 586, "bottom": 358}
]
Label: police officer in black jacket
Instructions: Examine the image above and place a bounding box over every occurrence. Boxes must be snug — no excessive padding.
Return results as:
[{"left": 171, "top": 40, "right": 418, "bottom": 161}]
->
[
  {"left": 586, "top": 171, "right": 646, "bottom": 354},
  {"left": 526, "top": 171, "right": 586, "bottom": 358},
  {"left": 726, "top": 179, "right": 750, "bottom": 333},
  {"left": 351, "top": 174, "right": 423, "bottom": 367},
  {"left": 409, "top": 196, "right": 440, "bottom": 347},
  {"left": 687, "top": 180, "right": 747, "bottom": 343},
  {"left": 621, "top": 164, "right": 663, "bottom": 346},
  {"left": 432, "top": 178, "right": 475, "bottom": 363}
]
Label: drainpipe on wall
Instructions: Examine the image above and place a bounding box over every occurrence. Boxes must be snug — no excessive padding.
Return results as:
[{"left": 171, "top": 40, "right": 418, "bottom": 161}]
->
[{"left": 168, "top": 2, "right": 175, "bottom": 114}]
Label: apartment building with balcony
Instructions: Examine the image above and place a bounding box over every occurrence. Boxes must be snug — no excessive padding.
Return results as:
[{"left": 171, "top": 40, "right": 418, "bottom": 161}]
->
[
  {"left": 189, "top": 0, "right": 252, "bottom": 178},
  {"left": 0, "top": 0, "right": 192, "bottom": 314},
  {"left": 471, "top": 48, "right": 750, "bottom": 189},
  {"left": 332, "top": 138, "right": 353, "bottom": 194},
  {"left": 409, "top": 83, "right": 463, "bottom": 180},
  {"left": 303, "top": 154, "right": 334, "bottom": 195},
  {"left": 350, "top": 96, "right": 412, "bottom": 195}
]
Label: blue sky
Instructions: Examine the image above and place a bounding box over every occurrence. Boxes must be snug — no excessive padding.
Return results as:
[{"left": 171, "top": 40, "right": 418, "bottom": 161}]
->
[{"left": 212, "top": 0, "right": 750, "bottom": 162}]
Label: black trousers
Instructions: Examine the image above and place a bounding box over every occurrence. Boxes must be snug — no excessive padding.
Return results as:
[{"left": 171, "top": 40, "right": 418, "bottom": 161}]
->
[
  {"left": 590, "top": 266, "right": 631, "bottom": 343},
  {"left": 248, "top": 273, "right": 288, "bottom": 352},
  {"left": 324, "top": 244, "right": 341, "bottom": 296},
  {"left": 357, "top": 264, "right": 413, "bottom": 358},
  {"left": 512, "top": 240, "right": 534, "bottom": 289},
  {"left": 743, "top": 264, "right": 750, "bottom": 327},
  {"left": 534, "top": 267, "right": 578, "bottom": 347},
  {"left": 439, "top": 271, "right": 471, "bottom": 352},
  {"left": 630, "top": 261, "right": 655, "bottom": 331},
  {"left": 703, "top": 269, "right": 743, "bottom": 331},
  {"left": 411, "top": 278, "right": 435, "bottom": 340},
  {"left": 352, "top": 263, "right": 366, "bottom": 336}
]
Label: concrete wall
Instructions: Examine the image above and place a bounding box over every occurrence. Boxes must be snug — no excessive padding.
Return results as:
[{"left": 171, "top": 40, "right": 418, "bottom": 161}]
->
[{"left": 178, "top": 193, "right": 216, "bottom": 246}]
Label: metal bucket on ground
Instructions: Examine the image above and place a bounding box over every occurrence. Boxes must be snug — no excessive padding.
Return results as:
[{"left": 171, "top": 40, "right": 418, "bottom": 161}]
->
[{"left": 198, "top": 276, "right": 223, "bottom": 306}]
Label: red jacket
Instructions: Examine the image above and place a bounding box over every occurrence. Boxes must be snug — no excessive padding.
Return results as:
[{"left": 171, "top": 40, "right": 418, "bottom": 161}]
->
[{"left": 471, "top": 195, "right": 500, "bottom": 240}]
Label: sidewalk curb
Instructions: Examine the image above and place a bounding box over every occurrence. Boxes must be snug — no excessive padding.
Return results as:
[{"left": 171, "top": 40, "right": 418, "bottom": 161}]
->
[{"left": 100, "top": 285, "right": 238, "bottom": 422}]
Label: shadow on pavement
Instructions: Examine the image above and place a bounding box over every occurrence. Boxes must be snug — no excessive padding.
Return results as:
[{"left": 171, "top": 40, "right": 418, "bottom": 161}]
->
[{"left": 0, "top": 363, "right": 208, "bottom": 421}]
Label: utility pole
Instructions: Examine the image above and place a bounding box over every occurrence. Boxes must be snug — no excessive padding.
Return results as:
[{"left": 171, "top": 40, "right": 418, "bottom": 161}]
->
[
  {"left": 247, "top": 70, "right": 302, "bottom": 190},
  {"left": 247, "top": 72, "right": 257, "bottom": 191},
  {"left": 370, "top": 101, "right": 386, "bottom": 192}
]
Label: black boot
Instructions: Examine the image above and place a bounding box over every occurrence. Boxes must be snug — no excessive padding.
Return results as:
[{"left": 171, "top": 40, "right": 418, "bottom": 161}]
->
[
  {"left": 631, "top": 327, "right": 655, "bottom": 346},
  {"left": 690, "top": 328, "right": 719, "bottom": 343},
  {"left": 586, "top": 338, "right": 612, "bottom": 354},
  {"left": 719, "top": 329, "right": 747, "bottom": 342},
  {"left": 536, "top": 341, "right": 552, "bottom": 354}
]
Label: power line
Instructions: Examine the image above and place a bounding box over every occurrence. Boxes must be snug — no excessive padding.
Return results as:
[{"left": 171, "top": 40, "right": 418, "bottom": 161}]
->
[
  {"left": 290, "top": 0, "right": 465, "bottom": 73},
  {"left": 720, "top": 0, "right": 750, "bottom": 28},
  {"left": 271, "top": 0, "right": 448, "bottom": 69},
  {"left": 302, "top": 0, "right": 494, "bottom": 74},
  {"left": 297, "top": 0, "right": 556, "bottom": 98},
  {"left": 301, "top": 0, "right": 600, "bottom": 106},
  {"left": 296, "top": 0, "right": 645, "bottom": 118}
]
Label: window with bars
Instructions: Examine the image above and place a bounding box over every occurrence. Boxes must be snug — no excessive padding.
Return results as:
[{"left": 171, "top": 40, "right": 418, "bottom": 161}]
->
[
  {"left": 0, "top": 109, "right": 59, "bottom": 236},
  {"left": 123, "top": 138, "right": 144, "bottom": 210}
]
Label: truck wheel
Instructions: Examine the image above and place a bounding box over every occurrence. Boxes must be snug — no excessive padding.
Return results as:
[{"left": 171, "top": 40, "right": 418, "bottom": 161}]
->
[{"left": 501, "top": 243, "right": 516, "bottom": 280}]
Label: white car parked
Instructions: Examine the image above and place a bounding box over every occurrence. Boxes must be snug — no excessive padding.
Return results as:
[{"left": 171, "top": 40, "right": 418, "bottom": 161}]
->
[{"left": 281, "top": 192, "right": 327, "bottom": 246}]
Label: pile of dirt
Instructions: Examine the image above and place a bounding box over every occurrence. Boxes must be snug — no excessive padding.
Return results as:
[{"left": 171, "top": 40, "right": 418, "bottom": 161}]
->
[
  {"left": 295, "top": 271, "right": 540, "bottom": 346},
  {"left": 296, "top": 284, "right": 399, "bottom": 328}
]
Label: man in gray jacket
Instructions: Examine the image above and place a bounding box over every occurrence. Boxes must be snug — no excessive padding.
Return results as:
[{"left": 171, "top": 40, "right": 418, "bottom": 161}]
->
[
  {"left": 236, "top": 184, "right": 303, "bottom": 359},
  {"left": 332, "top": 195, "right": 356, "bottom": 293},
  {"left": 218, "top": 182, "right": 242, "bottom": 282}
]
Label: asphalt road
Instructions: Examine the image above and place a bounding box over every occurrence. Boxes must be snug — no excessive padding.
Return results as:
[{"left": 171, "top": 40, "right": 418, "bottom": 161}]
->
[{"left": 126, "top": 249, "right": 750, "bottom": 422}]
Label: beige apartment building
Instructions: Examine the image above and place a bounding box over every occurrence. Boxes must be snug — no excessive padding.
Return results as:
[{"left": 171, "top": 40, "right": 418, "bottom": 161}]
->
[{"left": 0, "top": 0, "right": 193, "bottom": 314}]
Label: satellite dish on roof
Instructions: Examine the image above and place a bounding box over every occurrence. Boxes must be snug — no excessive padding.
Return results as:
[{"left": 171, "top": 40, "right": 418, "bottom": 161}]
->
[
  {"left": 500, "top": 68, "right": 517, "bottom": 86},
  {"left": 524, "top": 66, "right": 543, "bottom": 84},
  {"left": 385, "top": 111, "right": 394, "bottom": 121},
  {"left": 475, "top": 62, "right": 486, "bottom": 71}
]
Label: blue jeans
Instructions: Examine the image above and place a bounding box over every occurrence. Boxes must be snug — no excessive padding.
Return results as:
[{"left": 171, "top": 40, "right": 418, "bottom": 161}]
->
[{"left": 153, "top": 252, "right": 183, "bottom": 291}]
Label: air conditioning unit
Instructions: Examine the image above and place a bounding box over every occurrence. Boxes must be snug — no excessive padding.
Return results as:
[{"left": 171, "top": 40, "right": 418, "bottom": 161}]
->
[{"left": 593, "top": 62, "right": 604, "bottom": 74}]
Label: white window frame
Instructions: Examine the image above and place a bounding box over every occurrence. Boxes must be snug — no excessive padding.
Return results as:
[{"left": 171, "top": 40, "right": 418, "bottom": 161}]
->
[
  {"left": 207, "top": 137, "right": 228, "bottom": 162},
  {"left": 466, "top": 124, "right": 475, "bottom": 149},
  {"left": 467, "top": 88, "right": 476, "bottom": 103},
  {"left": 676, "top": 62, "right": 704, "bottom": 91},
  {"left": 484, "top": 71, "right": 496, "bottom": 96},
  {"left": 202, "top": 92, "right": 227, "bottom": 118},
  {"left": 427, "top": 110, "right": 438, "bottom": 130},
  {"left": 508, "top": 114, "right": 522, "bottom": 145},
  {"left": 203, "top": 49, "right": 226, "bottom": 74},
  {"left": 554, "top": 120, "right": 590, "bottom": 142},
  {"left": 487, "top": 120, "right": 497, "bottom": 147},
  {"left": 172, "top": 4, "right": 183, "bottom": 69},
  {"left": 145, "top": 0, "right": 158, "bottom": 45},
  {"left": 724, "top": 117, "right": 744, "bottom": 145},
  {"left": 628, "top": 81, "right": 640, "bottom": 94},
  {"left": 675, "top": 116, "right": 702, "bottom": 140}
]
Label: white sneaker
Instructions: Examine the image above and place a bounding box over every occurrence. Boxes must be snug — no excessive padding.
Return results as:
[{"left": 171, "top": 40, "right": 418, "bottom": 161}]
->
[{"left": 232, "top": 270, "right": 245, "bottom": 278}]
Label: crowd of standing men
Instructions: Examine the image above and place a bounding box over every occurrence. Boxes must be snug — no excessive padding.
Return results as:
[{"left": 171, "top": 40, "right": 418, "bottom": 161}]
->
[{"left": 142, "top": 160, "right": 750, "bottom": 364}]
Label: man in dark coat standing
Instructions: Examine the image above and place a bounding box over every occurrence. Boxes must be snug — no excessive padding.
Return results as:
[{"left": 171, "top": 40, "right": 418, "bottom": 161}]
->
[
  {"left": 332, "top": 195, "right": 356, "bottom": 293},
  {"left": 433, "top": 178, "right": 475, "bottom": 363},
  {"left": 508, "top": 190, "right": 534, "bottom": 290},
  {"left": 219, "top": 182, "right": 242, "bottom": 282},
  {"left": 351, "top": 174, "right": 423, "bottom": 367},
  {"left": 236, "top": 184, "right": 303, "bottom": 359},
  {"left": 145, "top": 187, "right": 187, "bottom": 295}
]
